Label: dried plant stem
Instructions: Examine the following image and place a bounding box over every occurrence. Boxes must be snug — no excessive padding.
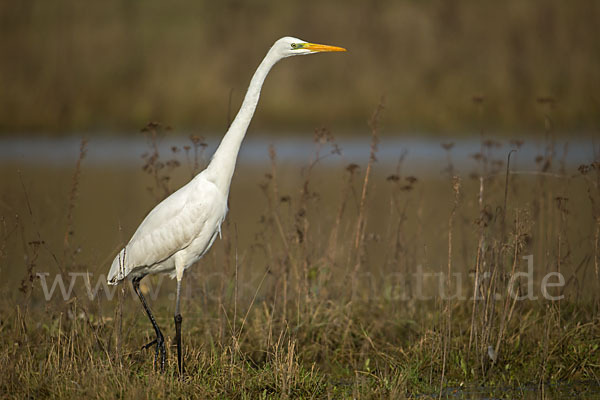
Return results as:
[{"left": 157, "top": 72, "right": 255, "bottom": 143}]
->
[
  {"left": 595, "top": 218, "right": 599, "bottom": 286},
  {"left": 63, "top": 138, "right": 88, "bottom": 254},
  {"left": 266, "top": 148, "right": 290, "bottom": 256},
  {"left": 500, "top": 150, "right": 516, "bottom": 237},
  {"left": 440, "top": 176, "right": 460, "bottom": 397},
  {"left": 494, "top": 210, "right": 521, "bottom": 366},
  {"left": 114, "top": 286, "right": 124, "bottom": 367},
  {"left": 353, "top": 99, "right": 384, "bottom": 274},
  {"left": 469, "top": 176, "right": 485, "bottom": 355},
  {"left": 328, "top": 166, "right": 356, "bottom": 263},
  {"left": 261, "top": 145, "right": 290, "bottom": 259}
]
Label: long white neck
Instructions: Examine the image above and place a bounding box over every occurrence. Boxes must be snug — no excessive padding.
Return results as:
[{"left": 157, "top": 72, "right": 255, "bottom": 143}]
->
[{"left": 205, "top": 47, "right": 282, "bottom": 192}]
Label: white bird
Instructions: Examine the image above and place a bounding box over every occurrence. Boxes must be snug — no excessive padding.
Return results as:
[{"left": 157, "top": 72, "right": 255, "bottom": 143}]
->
[{"left": 107, "top": 36, "right": 346, "bottom": 373}]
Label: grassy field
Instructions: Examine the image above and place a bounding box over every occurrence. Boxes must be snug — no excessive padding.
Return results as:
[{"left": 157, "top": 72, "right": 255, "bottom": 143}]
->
[{"left": 0, "top": 120, "right": 599, "bottom": 398}]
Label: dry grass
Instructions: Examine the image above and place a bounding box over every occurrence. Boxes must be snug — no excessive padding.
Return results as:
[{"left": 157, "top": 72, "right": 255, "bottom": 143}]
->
[{"left": 0, "top": 124, "right": 599, "bottom": 398}]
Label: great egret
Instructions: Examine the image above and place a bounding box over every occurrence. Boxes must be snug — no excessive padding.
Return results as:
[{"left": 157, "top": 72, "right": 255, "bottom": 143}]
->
[{"left": 107, "top": 36, "right": 346, "bottom": 374}]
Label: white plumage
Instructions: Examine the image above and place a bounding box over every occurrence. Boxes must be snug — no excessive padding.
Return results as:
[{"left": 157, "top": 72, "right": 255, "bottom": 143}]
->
[
  {"left": 106, "top": 36, "right": 345, "bottom": 374},
  {"left": 107, "top": 172, "right": 226, "bottom": 284}
]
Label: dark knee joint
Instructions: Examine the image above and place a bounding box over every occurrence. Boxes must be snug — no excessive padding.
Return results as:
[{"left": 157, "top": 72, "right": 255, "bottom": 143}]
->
[{"left": 175, "top": 314, "right": 182, "bottom": 323}]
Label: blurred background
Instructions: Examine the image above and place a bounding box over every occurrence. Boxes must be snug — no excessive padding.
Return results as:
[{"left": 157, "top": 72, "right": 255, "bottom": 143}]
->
[
  {"left": 1, "top": 0, "right": 599, "bottom": 136},
  {"left": 1, "top": 0, "right": 599, "bottom": 288}
]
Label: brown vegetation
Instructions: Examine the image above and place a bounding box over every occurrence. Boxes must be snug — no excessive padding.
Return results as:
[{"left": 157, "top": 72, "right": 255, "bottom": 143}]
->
[{"left": 0, "top": 120, "right": 599, "bottom": 397}]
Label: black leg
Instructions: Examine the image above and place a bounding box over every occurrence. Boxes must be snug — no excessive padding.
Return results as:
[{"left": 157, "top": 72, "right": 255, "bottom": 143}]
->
[
  {"left": 132, "top": 276, "right": 166, "bottom": 372},
  {"left": 174, "top": 278, "right": 184, "bottom": 375},
  {"left": 174, "top": 313, "right": 183, "bottom": 374}
]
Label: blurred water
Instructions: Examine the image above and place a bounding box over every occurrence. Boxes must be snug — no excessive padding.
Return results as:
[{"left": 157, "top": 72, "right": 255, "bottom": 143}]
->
[{"left": 0, "top": 134, "right": 597, "bottom": 174}]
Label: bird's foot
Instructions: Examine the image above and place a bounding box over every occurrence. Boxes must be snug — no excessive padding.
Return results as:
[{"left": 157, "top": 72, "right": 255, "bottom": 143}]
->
[
  {"left": 141, "top": 338, "right": 157, "bottom": 350},
  {"left": 142, "top": 334, "right": 166, "bottom": 372}
]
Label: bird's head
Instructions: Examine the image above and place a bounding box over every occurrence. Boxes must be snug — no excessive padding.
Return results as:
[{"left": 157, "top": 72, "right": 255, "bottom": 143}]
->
[{"left": 274, "top": 36, "right": 346, "bottom": 58}]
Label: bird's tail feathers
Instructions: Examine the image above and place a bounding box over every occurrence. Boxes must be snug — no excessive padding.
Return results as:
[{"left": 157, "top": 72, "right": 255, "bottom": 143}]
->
[{"left": 107, "top": 248, "right": 128, "bottom": 285}]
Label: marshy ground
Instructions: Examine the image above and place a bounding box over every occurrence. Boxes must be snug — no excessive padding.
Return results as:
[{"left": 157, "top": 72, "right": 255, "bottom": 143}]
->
[{"left": 1, "top": 123, "right": 599, "bottom": 398}]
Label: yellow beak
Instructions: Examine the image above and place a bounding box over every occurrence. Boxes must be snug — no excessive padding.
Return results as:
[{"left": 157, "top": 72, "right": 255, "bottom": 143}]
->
[{"left": 303, "top": 42, "right": 347, "bottom": 52}]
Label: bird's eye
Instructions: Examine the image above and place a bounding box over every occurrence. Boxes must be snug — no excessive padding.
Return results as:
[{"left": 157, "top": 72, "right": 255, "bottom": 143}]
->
[{"left": 291, "top": 43, "right": 298, "bottom": 49}]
